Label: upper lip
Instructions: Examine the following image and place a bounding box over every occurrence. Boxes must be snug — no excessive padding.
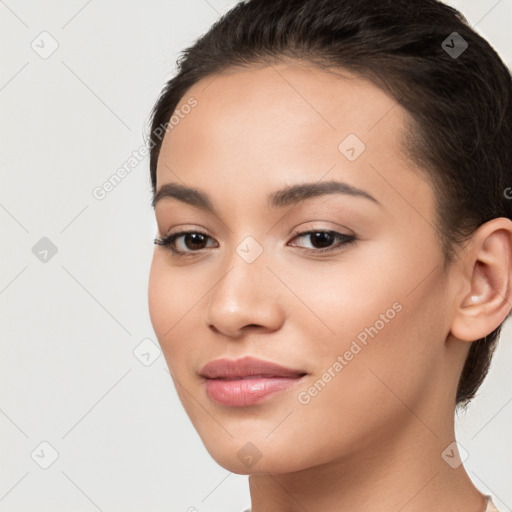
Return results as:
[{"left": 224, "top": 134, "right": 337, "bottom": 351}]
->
[{"left": 199, "top": 356, "right": 307, "bottom": 379}]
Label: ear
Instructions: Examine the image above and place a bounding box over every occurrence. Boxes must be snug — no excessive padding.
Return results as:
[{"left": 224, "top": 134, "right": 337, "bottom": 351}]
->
[{"left": 450, "top": 217, "right": 512, "bottom": 342}]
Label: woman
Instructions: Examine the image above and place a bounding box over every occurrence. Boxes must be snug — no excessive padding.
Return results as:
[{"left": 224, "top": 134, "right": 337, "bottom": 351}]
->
[{"left": 146, "top": 1, "right": 511, "bottom": 510}]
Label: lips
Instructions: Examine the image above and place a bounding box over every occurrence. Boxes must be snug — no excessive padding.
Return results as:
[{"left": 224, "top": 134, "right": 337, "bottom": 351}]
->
[
  {"left": 199, "top": 356, "right": 308, "bottom": 407},
  {"left": 199, "top": 356, "right": 307, "bottom": 380}
]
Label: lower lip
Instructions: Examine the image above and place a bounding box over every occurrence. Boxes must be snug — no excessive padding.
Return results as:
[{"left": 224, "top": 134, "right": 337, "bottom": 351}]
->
[{"left": 204, "top": 376, "right": 305, "bottom": 407}]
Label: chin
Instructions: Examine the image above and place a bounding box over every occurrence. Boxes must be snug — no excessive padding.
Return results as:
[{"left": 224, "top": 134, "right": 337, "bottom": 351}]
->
[{"left": 198, "top": 434, "right": 315, "bottom": 475}]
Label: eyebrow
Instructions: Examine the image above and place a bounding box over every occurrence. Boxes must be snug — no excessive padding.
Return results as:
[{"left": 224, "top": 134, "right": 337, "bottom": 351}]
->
[{"left": 152, "top": 180, "right": 382, "bottom": 212}]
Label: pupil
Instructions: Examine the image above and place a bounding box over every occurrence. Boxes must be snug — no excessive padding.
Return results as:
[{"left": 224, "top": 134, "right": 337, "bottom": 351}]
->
[
  {"left": 311, "top": 232, "right": 333, "bottom": 248},
  {"left": 186, "top": 233, "right": 207, "bottom": 249}
]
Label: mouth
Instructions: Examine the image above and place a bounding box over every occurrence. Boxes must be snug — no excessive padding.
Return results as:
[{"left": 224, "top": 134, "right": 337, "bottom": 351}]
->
[{"left": 198, "top": 357, "right": 308, "bottom": 407}]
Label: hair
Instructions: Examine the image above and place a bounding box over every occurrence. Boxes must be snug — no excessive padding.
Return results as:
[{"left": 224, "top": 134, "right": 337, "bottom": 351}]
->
[{"left": 146, "top": 0, "right": 512, "bottom": 410}]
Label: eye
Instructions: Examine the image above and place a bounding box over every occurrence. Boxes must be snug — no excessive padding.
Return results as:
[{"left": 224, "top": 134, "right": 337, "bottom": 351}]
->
[
  {"left": 288, "top": 230, "right": 356, "bottom": 253},
  {"left": 154, "top": 231, "right": 218, "bottom": 256},
  {"left": 153, "top": 229, "right": 356, "bottom": 258}
]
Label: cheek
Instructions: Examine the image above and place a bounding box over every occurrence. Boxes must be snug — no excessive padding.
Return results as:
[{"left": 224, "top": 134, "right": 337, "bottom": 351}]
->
[
  {"left": 287, "top": 300, "right": 424, "bottom": 465},
  {"left": 147, "top": 255, "right": 191, "bottom": 354},
  {"left": 283, "top": 247, "right": 402, "bottom": 342},
  {"left": 147, "top": 255, "right": 169, "bottom": 337},
  {"left": 306, "top": 234, "right": 439, "bottom": 347},
  {"left": 148, "top": 254, "right": 208, "bottom": 379},
  {"left": 292, "top": 244, "right": 438, "bottom": 401}
]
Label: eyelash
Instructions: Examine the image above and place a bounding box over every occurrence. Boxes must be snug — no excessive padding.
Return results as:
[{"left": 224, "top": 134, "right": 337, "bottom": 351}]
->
[{"left": 153, "top": 229, "right": 356, "bottom": 258}]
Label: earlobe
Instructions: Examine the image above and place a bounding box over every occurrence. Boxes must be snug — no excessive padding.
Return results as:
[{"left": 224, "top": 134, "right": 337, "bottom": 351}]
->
[{"left": 450, "top": 218, "right": 512, "bottom": 343}]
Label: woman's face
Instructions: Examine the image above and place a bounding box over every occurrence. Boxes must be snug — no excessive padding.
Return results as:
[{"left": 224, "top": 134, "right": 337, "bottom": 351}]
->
[{"left": 148, "top": 61, "right": 462, "bottom": 474}]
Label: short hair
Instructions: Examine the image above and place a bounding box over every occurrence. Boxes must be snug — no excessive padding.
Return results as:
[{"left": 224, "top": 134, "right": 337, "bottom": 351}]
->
[{"left": 147, "top": 0, "right": 512, "bottom": 410}]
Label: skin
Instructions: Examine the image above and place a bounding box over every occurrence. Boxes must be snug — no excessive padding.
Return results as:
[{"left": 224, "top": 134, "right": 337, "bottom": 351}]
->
[{"left": 148, "top": 60, "right": 512, "bottom": 512}]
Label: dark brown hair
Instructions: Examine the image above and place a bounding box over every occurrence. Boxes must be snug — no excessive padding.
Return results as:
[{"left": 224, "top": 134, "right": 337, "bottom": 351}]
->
[{"left": 147, "top": 0, "right": 512, "bottom": 409}]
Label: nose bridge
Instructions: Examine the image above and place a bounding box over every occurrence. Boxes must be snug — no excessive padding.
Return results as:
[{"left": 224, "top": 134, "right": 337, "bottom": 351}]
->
[
  {"left": 205, "top": 235, "right": 284, "bottom": 335},
  {"left": 210, "top": 236, "right": 269, "bottom": 308}
]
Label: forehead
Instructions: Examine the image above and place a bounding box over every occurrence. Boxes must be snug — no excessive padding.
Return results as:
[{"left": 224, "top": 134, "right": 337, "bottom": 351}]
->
[
  {"left": 165, "top": 61, "right": 406, "bottom": 150},
  {"left": 155, "top": 60, "right": 433, "bottom": 221}
]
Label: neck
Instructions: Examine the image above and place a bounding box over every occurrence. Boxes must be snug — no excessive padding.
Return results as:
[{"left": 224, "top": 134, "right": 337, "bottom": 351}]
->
[{"left": 247, "top": 411, "right": 487, "bottom": 512}]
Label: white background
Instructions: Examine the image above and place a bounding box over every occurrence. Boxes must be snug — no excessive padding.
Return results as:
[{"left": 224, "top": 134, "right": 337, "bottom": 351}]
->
[{"left": 1, "top": 1, "right": 511, "bottom": 511}]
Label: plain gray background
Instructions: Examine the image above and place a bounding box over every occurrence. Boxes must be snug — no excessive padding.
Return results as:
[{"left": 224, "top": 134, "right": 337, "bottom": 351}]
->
[{"left": 1, "top": 1, "right": 511, "bottom": 511}]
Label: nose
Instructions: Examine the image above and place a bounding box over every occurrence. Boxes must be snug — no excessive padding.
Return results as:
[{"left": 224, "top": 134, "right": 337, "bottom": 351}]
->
[{"left": 205, "top": 249, "right": 286, "bottom": 338}]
